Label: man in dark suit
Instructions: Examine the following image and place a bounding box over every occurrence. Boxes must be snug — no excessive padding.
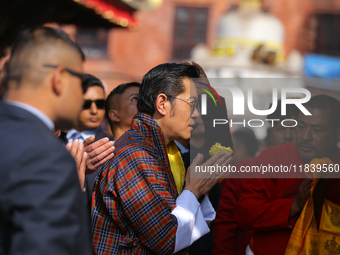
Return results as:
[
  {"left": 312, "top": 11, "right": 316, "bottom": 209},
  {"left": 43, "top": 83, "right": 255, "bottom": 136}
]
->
[
  {"left": 66, "top": 75, "right": 113, "bottom": 206},
  {"left": 0, "top": 27, "right": 93, "bottom": 254}
]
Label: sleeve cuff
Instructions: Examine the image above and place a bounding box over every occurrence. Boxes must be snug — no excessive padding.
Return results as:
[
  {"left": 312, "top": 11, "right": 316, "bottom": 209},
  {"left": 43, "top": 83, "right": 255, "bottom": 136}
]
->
[
  {"left": 200, "top": 194, "right": 216, "bottom": 225},
  {"left": 171, "top": 190, "right": 213, "bottom": 253}
]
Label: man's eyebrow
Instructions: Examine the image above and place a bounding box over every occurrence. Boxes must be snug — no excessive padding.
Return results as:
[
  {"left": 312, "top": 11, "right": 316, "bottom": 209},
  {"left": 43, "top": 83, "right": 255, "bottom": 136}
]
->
[
  {"left": 129, "top": 93, "right": 139, "bottom": 97},
  {"left": 297, "top": 120, "right": 306, "bottom": 125},
  {"left": 310, "top": 124, "right": 325, "bottom": 128},
  {"left": 298, "top": 120, "right": 325, "bottom": 128}
]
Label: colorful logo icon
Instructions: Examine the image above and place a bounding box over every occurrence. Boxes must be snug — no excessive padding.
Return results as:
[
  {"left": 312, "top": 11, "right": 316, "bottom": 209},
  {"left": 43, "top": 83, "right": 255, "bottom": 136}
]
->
[{"left": 197, "top": 82, "right": 222, "bottom": 115}]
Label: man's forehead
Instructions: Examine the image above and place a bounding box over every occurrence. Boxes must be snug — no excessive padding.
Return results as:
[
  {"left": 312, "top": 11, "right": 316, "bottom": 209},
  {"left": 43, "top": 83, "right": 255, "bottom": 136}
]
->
[
  {"left": 83, "top": 86, "right": 105, "bottom": 99},
  {"left": 122, "top": 86, "right": 139, "bottom": 97},
  {"left": 187, "top": 79, "right": 198, "bottom": 97},
  {"left": 298, "top": 107, "right": 331, "bottom": 125}
]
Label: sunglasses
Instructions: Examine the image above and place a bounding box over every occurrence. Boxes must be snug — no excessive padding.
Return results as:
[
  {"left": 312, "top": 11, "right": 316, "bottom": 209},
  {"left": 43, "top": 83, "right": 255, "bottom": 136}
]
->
[
  {"left": 43, "top": 64, "right": 90, "bottom": 93},
  {"left": 83, "top": 99, "right": 105, "bottom": 110}
]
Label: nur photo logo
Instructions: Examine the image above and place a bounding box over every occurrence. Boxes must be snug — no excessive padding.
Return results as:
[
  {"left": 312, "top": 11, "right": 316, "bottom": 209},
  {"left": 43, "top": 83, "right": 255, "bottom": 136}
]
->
[{"left": 196, "top": 80, "right": 312, "bottom": 128}]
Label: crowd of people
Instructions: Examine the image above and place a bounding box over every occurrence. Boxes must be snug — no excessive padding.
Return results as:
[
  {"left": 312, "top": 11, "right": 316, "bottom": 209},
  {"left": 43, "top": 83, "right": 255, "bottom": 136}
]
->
[{"left": 1, "top": 26, "right": 340, "bottom": 255}]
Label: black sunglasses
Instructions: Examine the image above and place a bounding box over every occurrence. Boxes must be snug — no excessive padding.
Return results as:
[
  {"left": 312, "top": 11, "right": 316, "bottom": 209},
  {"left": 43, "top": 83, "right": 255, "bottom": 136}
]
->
[
  {"left": 43, "top": 64, "right": 90, "bottom": 93},
  {"left": 83, "top": 99, "right": 105, "bottom": 110}
]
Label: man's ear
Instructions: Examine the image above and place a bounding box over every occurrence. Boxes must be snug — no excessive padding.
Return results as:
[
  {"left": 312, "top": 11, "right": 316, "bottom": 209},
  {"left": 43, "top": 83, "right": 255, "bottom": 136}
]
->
[
  {"left": 155, "top": 93, "right": 168, "bottom": 116},
  {"left": 51, "top": 66, "right": 64, "bottom": 96},
  {"left": 109, "top": 109, "right": 120, "bottom": 122}
]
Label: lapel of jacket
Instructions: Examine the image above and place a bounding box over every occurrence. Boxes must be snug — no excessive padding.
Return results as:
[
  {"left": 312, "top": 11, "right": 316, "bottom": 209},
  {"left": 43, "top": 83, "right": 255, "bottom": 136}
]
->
[{"left": 131, "top": 112, "right": 178, "bottom": 199}]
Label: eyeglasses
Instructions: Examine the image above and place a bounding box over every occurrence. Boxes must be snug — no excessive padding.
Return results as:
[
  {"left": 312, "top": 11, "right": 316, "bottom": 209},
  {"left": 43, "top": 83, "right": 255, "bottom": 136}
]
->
[
  {"left": 83, "top": 99, "right": 105, "bottom": 110},
  {"left": 43, "top": 64, "right": 89, "bottom": 93},
  {"left": 168, "top": 96, "right": 199, "bottom": 116}
]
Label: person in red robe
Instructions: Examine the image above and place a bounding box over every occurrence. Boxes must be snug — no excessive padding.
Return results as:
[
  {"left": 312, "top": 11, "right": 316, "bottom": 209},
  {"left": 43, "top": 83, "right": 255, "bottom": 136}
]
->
[
  {"left": 213, "top": 101, "right": 300, "bottom": 255},
  {"left": 235, "top": 95, "right": 340, "bottom": 255},
  {"left": 213, "top": 159, "right": 255, "bottom": 255}
]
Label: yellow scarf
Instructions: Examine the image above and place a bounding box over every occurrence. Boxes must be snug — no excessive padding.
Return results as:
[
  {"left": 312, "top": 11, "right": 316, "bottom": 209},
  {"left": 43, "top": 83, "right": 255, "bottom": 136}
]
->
[
  {"left": 166, "top": 141, "right": 186, "bottom": 194},
  {"left": 285, "top": 157, "right": 340, "bottom": 255}
]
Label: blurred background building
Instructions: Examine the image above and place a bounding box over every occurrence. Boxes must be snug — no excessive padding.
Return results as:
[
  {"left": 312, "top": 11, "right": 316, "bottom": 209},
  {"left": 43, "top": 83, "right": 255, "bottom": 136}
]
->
[
  {"left": 3, "top": 0, "right": 340, "bottom": 90},
  {"left": 2, "top": 0, "right": 340, "bottom": 138},
  {"left": 75, "top": 0, "right": 340, "bottom": 90},
  {"left": 74, "top": 0, "right": 339, "bottom": 138},
  {"left": 0, "top": 0, "right": 143, "bottom": 95}
]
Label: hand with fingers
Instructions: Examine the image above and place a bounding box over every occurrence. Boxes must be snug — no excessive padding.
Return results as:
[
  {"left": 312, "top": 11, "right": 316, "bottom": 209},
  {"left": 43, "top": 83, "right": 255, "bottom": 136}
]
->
[
  {"left": 184, "top": 151, "right": 233, "bottom": 200},
  {"left": 181, "top": 60, "right": 211, "bottom": 93},
  {"left": 289, "top": 178, "right": 312, "bottom": 218},
  {"left": 181, "top": 61, "right": 208, "bottom": 79},
  {"left": 65, "top": 139, "right": 88, "bottom": 190},
  {"left": 83, "top": 136, "right": 115, "bottom": 175}
]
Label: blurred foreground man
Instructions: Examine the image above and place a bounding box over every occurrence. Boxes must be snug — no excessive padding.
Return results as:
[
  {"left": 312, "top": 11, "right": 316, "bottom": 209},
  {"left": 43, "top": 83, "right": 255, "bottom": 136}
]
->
[
  {"left": 0, "top": 27, "right": 92, "bottom": 254},
  {"left": 91, "top": 63, "right": 232, "bottom": 254}
]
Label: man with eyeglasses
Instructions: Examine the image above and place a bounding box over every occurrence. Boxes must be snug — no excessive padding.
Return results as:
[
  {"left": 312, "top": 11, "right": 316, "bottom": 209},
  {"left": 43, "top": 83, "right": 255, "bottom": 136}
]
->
[
  {"left": 0, "top": 27, "right": 94, "bottom": 254},
  {"left": 91, "top": 63, "right": 233, "bottom": 254}
]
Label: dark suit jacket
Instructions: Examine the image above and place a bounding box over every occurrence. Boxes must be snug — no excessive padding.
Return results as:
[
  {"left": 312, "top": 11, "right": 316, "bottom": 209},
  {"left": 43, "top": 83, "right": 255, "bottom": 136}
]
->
[
  {"left": 83, "top": 128, "right": 113, "bottom": 209},
  {"left": 0, "top": 102, "right": 92, "bottom": 255}
]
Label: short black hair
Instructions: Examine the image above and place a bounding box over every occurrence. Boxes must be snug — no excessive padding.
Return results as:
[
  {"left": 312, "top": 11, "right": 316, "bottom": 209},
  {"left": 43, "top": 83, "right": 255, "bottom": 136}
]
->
[
  {"left": 233, "top": 127, "right": 259, "bottom": 157},
  {"left": 105, "top": 82, "right": 141, "bottom": 121},
  {"left": 7, "top": 26, "right": 85, "bottom": 85},
  {"left": 82, "top": 74, "right": 104, "bottom": 91},
  {"left": 11, "top": 26, "right": 85, "bottom": 60},
  {"left": 303, "top": 94, "right": 340, "bottom": 130},
  {"left": 137, "top": 63, "right": 200, "bottom": 116},
  {"left": 267, "top": 99, "right": 300, "bottom": 121}
]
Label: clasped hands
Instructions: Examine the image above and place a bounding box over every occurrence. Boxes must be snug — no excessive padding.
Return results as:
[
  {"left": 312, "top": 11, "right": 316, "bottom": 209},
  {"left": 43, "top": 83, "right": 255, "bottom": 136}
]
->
[
  {"left": 184, "top": 151, "right": 233, "bottom": 200},
  {"left": 66, "top": 136, "right": 115, "bottom": 190}
]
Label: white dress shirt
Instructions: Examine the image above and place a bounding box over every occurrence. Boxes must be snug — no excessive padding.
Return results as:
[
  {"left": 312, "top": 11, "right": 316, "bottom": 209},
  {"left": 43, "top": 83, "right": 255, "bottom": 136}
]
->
[{"left": 66, "top": 128, "right": 99, "bottom": 143}]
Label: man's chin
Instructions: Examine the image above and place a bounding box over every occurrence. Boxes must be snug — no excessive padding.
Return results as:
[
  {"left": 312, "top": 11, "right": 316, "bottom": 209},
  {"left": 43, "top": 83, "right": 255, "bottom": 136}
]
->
[
  {"left": 85, "top": 123, "right": 101, "bottom": 129},
  {"left": 298, "top": 149, "right": 315, "bottom": 164},
  {"left": 179, "top": 133, "right": 191, "bottom": 141}
]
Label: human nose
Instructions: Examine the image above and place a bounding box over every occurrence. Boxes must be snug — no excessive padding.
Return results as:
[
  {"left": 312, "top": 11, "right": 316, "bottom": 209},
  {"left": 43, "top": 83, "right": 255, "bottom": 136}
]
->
[
  {"left": 301, "top": 126, "right": 312, "bottom": 141},
  {"left": 284, "top": 128, "right": 295, "bottom": 142},
  {"left": 191, "top": 107, "right": 199, "bottom": 118},
  {"left": 89, "top": 102, "right": 98, "bottom": 114}
]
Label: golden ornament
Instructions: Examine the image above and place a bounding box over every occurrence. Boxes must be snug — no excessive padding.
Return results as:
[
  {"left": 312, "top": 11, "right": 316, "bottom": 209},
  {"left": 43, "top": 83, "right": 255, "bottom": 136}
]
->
[{"left": 209, "top": 143, "right": 233, "bottom": 157}]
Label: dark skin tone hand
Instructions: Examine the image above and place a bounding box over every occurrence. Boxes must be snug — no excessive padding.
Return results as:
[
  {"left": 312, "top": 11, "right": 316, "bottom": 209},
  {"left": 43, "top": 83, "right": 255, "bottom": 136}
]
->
[{"left": 289, "top": 178, "right": 312, "bottom": 218}]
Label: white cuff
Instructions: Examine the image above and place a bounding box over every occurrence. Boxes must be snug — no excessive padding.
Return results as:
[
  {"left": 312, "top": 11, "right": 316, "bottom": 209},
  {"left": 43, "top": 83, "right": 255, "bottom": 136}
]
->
[
  {"left": 200, "top": 194, "right": 216, "bottom": 225},
  {"left": 171, "top": 190, "right": 215, "bottom": 253}
]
